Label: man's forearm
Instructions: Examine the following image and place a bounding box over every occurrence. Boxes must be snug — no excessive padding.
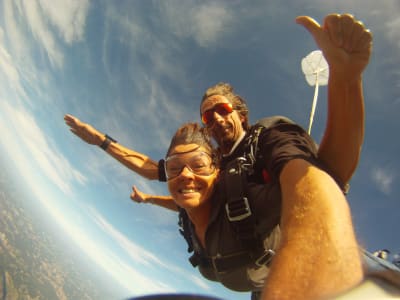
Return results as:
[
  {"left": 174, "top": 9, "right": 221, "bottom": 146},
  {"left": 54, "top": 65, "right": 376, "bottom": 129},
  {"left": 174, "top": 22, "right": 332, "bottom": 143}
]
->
[
  {"left": 295, "top": 14, "right": 371, "bottom": 188},
  {"left": 262, "top": 159, "right": 363, "bottom": 300},
  {"left": 318, "top": 73, "right": 365, "bottom": 187}
]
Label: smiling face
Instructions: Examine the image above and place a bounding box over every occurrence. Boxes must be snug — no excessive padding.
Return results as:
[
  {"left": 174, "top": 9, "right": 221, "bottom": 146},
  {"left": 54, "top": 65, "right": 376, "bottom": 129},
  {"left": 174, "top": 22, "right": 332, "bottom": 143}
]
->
[
  {"left": 200, "top": 95, "right": 245, "bottom": 154},
  {"left": 167, "top": 143, "right": 218, "bottom": 212}
]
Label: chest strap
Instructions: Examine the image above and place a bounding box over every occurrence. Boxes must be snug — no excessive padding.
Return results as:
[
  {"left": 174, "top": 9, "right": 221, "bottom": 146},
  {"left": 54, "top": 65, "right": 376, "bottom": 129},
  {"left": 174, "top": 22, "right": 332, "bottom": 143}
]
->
[
  {"left": 224, "top": 155, "right": 261, "bottom": 248},
  {"left": 190, "top": 246, "right": 275, "bottom": 273},
  {"left": 211, "top": 248, "right": 275, "bottom": 273}
]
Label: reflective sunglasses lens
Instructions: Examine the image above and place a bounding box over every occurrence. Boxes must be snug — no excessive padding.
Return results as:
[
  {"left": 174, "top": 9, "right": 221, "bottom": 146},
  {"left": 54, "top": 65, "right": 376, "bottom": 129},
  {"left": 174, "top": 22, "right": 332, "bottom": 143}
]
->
[
  {"left": 215, "top": 103, "right": 233, "bottom": 116},
  {"left": 202, "top": 110, "right": 214, "bottom": 125},
  {"left": 201, "top": 103, "right": 233, "bottom": 125}
]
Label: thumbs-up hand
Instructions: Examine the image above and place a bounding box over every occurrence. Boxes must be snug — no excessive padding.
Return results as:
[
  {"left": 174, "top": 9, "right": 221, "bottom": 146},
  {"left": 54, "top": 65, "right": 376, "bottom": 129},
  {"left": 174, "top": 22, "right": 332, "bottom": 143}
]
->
[{"left": 296, "top": 14, "right": 373, "bottom": 78}]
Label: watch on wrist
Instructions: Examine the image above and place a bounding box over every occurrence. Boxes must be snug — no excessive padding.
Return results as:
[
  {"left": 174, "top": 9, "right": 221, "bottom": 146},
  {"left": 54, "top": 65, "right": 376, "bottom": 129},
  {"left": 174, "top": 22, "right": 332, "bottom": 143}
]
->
[{"left": 100, "top": 134, "right": 117, "bottom": 151}]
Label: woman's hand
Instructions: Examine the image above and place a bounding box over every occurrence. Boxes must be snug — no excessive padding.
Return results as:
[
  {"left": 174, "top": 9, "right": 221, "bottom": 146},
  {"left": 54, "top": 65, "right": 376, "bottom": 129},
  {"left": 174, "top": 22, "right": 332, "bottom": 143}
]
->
[
  {"left": 130, "top": 185, "right": 151, "bottom": 203},
  {"left": 64, "top": 114, "right": 104, "bottom": 145}
]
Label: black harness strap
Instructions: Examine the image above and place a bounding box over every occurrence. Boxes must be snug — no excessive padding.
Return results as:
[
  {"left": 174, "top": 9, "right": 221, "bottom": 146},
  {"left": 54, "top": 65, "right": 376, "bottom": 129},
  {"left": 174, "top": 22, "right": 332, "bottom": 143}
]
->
[
  {"left": 224, "top": 125, "right": 264, "bottom": 249},
  {"left": 222, "top": 118, "right": 292, "bottom": 264},
  {"left": 211, "top": 248, "right": 275, "bottom": 273}
]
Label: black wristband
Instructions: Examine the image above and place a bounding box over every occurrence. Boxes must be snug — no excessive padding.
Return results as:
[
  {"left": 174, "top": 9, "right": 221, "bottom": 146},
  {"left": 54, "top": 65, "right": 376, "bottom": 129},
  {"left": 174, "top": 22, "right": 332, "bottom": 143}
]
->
[
  {"left": 100, "top": 134, "right": 117, "bottom": 151},
  {"left": 158, "top": 159, "right": 167, "bottom": 182}
]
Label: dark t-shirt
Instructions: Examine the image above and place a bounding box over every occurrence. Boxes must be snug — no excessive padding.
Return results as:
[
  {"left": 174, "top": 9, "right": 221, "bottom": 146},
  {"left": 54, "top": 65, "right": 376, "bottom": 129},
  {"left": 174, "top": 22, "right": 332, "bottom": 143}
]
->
[{"left": 220, "top": 121, "right": 319, "bottom": 178}]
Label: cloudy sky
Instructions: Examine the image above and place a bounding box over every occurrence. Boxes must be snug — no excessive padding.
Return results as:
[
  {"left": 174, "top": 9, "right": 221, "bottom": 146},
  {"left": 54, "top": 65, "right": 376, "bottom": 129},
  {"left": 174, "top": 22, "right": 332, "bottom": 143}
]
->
[{"left": 1, "top": 0, "right": 399, "bottom": 299}]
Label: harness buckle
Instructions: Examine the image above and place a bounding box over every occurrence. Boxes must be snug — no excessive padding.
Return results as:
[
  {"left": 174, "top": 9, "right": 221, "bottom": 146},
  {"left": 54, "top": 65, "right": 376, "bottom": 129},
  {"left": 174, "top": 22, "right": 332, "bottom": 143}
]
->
[
  {"left": 225, "top": 197, "right": 251, "bottom": 221},
  {"left": 234, "top": 156, "right": 252, "bottom": 173},
  {"left": 255, "top": 249, "right": 275, "bottom": 267}
]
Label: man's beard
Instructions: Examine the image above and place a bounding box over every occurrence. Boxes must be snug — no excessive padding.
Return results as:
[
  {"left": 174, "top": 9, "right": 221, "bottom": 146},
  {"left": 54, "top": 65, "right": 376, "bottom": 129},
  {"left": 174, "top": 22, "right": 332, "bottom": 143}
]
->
[
  {"left": 211, "top": 123, "right": 236, "bottom": 152},
  {"left": 216, "top": 131, "right": 236, "bottom": 153}
]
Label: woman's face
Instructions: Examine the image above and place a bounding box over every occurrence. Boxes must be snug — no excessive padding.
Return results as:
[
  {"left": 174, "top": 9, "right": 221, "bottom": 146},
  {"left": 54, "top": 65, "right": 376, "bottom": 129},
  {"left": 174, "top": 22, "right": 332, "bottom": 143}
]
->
[{"left": 166, "top": 143, "right": 218, "bottom": 211}]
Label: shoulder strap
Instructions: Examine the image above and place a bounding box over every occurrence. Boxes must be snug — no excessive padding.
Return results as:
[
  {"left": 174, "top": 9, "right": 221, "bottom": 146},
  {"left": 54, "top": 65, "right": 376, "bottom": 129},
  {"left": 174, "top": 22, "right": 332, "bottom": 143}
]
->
[
  {"left": 224, "top": 157, "right": 259, "bottom": 248},
  {"left": 224, "top": 117, "right": 294, "bottom": 254}
]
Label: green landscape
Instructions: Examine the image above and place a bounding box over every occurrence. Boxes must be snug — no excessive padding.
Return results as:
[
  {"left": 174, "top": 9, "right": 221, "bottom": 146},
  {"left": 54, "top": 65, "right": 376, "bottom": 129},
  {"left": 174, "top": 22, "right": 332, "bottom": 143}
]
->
[{"left": 0, "top": 166, "right": 114, "bottom": 300}]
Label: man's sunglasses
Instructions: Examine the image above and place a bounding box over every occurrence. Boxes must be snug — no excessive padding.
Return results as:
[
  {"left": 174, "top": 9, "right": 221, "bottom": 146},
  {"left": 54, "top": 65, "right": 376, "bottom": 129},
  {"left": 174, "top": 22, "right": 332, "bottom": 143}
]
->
[{"left": 201, "top": 102, "right": 234, "bottom": 125}]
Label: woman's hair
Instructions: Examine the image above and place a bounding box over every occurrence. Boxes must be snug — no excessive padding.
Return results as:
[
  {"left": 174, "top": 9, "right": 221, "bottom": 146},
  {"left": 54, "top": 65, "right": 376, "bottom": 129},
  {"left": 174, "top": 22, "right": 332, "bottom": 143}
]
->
[
  {"left": 166, "top": 123, "right": 219, "bottom": 163},
  {"left": 201, "top": 82, "right": 250, "bottom": 130}
]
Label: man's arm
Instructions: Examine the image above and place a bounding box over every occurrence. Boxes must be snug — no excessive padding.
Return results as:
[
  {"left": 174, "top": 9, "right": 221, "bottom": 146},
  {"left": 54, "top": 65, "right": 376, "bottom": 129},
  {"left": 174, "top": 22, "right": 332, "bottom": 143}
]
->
[
  {"left": 64, "top": 114, "right": 160, "bottom": 180},
  {"left": 130, "top": 186, "right": 178, "bottom": 212},
  {"left": 296, "top": 14, "right": 373, "bottom": 186},
  {"left": 261, "top": 159, "right": 363, "bottom": 300}
]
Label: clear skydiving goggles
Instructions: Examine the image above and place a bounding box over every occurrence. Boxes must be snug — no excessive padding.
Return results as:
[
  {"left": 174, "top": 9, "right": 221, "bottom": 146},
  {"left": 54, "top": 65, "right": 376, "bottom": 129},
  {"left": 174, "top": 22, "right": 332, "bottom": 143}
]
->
[{"left": 164, "top": 150, "right": 216, "bottom": 180}]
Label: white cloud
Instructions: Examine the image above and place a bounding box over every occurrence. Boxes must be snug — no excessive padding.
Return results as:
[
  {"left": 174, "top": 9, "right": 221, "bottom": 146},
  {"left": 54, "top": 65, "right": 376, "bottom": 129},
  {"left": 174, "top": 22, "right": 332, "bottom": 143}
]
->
[
  {"left": 1, "top": 0, "right": 91, "bottom": 194},
  {"left": 37, "top": 0, "right": 90, "bottom": 44},
  {"left": 0, "top": 102, "right": 87, "bottom": 195},
  {"left": 97, "top": 32, "right": 192, "bottom": 152},
  {"left": 93, "top": 3, "right": 214, "bottom": 151},
  {"left": 188, "top": 273, "right": 214, "bottom": 290},
  {"left": 371, "top": 167, "right": 395, "bottom": 195},
  {"left": 158, "top": 1, "right": 233, "bottom": 48},
  {"left": 20, "top": 0, "right": 64, "bottom": 68},
  {"left": 97, "top": 7, "right": 187, "bottom": 147},
  {"left": 386, "top": 17, "right": 400, "bottom": 49},
  {"left": 2, "top": 0, "right": 29, "bottom": 64},
  {"left": 191, "top": 2, "right": 233, "bottom": 47},
  {"left": 1, "top": 11, "right": 50, "bottom": 109},
  {"left": 0, "top": 28, "right": 18, "bottom": 81},
  {"left": 315, "top": 1, "right": 400, "bottom": 50},
  {"left": 90, "top": 207, "right": 167, "bottom": 267},
  {"left": 0, "top": 27, "right": 28, "bottom": 104},
  {"left": 3, "top": 0, "right": 90, "bottom": 69},
  {"left": 87, "top": 206, "right": 213, "bottom": 291}
]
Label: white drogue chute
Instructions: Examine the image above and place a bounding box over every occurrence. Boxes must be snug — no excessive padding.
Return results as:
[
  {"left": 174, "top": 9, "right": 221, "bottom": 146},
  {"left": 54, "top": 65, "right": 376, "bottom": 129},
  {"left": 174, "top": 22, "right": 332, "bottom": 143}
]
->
[{"left": 301, "top": 50, "right": 329, "bottom": 134}]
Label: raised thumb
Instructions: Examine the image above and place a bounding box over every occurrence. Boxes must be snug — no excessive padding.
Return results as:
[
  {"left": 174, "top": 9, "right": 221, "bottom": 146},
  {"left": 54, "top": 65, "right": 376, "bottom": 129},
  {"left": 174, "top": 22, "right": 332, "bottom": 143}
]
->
[
  {"left": 296, "top": 16, "right": 324, "bottom": 45},
  {"left": 296, "top": 16, "right": 322, "bottom": 39}
]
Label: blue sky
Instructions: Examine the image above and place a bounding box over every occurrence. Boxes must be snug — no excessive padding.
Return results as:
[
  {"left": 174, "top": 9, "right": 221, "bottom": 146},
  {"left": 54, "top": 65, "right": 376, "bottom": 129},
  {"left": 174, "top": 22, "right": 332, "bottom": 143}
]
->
[{"left": 0, "top": 1, "right": 399, "bottom": 299}]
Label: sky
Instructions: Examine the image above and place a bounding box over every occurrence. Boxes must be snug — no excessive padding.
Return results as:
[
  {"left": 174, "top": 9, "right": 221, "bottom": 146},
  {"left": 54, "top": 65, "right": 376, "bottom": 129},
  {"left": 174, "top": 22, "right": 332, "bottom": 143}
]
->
[{"left": 0, "top": 0, "right": 399, "bottom": 299}]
